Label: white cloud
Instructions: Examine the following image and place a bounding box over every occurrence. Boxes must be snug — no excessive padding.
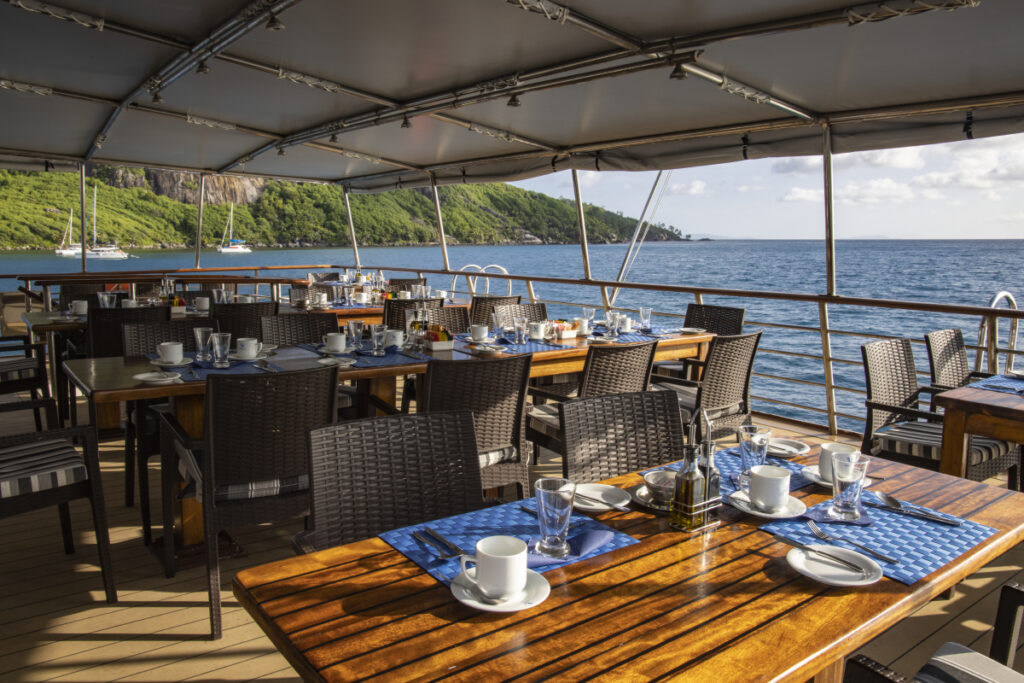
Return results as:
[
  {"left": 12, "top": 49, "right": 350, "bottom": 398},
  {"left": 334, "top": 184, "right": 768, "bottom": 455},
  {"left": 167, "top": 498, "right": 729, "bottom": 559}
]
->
[
  {"left": 997, "top": 211, "right": 1024, "bottom": 223},
  {"left": 576, "top": 171, "right": 600, "bottom": 188},
  {"left": 782, "top": 187, "right": 822, "bottom": 202},
  {"left": 669, "top": 180, "right": 708, "bottom": 195},
  {"left": 837, "top": 178, "right": 914, "bottom": 204},
  {"left": 838, "top": 148, "right": 926, "bottom": 170},
  {"left": 920, "top": 188, "right": 945, "bottom": 200},
  {"left": 772, "top": 158, "right": 821, "bottom": 175},
  {"left": 736, "top": 184, "right": 764, "bottom": 193}
]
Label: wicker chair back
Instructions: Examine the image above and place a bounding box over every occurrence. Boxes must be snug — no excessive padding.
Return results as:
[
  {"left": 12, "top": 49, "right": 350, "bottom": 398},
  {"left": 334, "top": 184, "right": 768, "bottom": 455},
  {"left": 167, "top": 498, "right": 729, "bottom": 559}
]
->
[
  {"left": 492, "top": 303, "right": 548, "bottom": 330},
  {"left": 684, "top": 303, "right": 746, "bottom": 335},
  {"left": 861, "top": 338, "right": 922, "bottom": 436},
  {"left": 260, "top": 314, "right": 339, "bottom": 345},
  {"left": 122, "top": 319, "right": 219, "bottom": 358},
  {"left": 578, "top": 340, "right": 658, "bottom": 398},
  {"left": 86, "top": 306, "right": 169, "bottom": 357},
  {"left": 925, "top": 328, "right": 973, "bottom": 389},
  {"left": 382, "top": 297, "right": 443, "bottom": 330},
  {"left": 210, "top": 301, "right": 278, "bottom": 341},
  {"left": 403, "top": 306, "right": 471, "bottom": 334},
  {"left": 469, "top": 295, "right": 521, "bottom": 327}
]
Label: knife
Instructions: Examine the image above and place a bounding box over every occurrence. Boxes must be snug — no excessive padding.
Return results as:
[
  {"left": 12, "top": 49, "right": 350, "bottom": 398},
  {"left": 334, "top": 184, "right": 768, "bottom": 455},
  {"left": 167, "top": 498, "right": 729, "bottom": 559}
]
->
[
  {"left": 423, "top": 526, "right": 468, "bottom": 556},
  {"left": 862, "top": 502, "right": 963, "bottom": 526},
  {"left": 775, "top": 536, "right": 866, "bottom": 575}
]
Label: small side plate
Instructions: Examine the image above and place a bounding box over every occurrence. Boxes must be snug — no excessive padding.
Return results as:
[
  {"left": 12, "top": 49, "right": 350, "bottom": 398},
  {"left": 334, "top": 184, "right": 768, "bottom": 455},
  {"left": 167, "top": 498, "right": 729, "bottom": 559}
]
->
[
  {"left": 150, "top": 358, "right": 192, "bottom": 368},
  {"left": 786, "top": 544, "right": 882, "bottom": 586},
  {"left": 450, "top": 569, "right": 550, "bottom": 612},
  {"left": 767, "top": 438, "right": 811, "bottom": 458},
  {"left": 574, "top": 483, "right": 631, "bottom": 512},
  {"left": 133, "top": 371, "right": 181, "bottom": 385}
]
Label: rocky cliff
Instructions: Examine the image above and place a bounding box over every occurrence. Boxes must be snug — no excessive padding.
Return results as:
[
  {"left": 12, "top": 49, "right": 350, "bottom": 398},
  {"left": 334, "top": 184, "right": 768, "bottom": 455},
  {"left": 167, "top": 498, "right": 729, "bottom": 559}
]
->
[{"left": 93, "top": 165, "right": 265, "bottom": 205}]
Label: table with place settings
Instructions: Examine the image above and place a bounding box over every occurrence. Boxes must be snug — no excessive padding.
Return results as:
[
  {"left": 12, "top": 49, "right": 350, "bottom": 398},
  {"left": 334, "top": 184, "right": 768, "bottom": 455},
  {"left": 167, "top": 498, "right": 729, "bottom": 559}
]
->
[
  {"left": 233, "top": 448, "right": 1024, "bottom": 682},
  {"left": 935, "top": 373, "right": 1024, "bottom": 480}
]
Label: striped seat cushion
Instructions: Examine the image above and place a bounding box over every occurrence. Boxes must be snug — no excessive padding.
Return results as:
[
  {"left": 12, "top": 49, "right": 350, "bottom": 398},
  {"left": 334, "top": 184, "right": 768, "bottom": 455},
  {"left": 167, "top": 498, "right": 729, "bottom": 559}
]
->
[
  {"left": 174, "top": 442, "right": 309, "bottom": 503},
  {"left": 0, "top": 438, "right": 87, "bottom": 499},
  {"left": 479, "top": 445, "right": 517, "bottom": 469},
  {"left": 0, "top": 356, "right": 39, "bottom": 378},
  {"left": 916, "top": 642, "right": 1024, "bottom": 683},
  {"left": 527, "top": 404, "right": 562, "bottom": 441},
  {"left": 650, "top": 383, "right": 741, "bottom": 424},
  {"left": 872, "top": 421, "right": 1012, "bottom": 466}
]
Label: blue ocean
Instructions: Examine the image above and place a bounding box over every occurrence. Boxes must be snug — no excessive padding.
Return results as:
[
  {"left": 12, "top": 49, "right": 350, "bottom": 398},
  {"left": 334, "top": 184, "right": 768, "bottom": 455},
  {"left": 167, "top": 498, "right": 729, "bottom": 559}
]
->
[{"left": 2, "top": 239, "right": 1021, "bottom": 432}]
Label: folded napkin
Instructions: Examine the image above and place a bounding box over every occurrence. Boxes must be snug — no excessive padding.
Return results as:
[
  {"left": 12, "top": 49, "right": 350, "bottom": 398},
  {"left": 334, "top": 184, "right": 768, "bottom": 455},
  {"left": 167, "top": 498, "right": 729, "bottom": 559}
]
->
[
  {"left": 801, "top": 501, "right": 872, "bottom": 526},
  {"left": 527, "top": 529, "right": 613, "bottom": 568}
]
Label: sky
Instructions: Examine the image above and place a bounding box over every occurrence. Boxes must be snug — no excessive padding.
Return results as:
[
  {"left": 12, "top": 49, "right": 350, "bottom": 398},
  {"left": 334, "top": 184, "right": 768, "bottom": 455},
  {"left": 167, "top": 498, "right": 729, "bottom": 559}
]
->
[{"left": 510, "top": 133, "right": 1024, "bottom": 240}]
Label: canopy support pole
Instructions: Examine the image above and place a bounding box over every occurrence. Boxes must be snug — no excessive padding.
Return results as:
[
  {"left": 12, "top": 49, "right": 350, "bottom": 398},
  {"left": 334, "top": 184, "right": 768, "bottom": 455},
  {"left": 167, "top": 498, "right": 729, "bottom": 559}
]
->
[
  {"left": 430, "top": 175, "right": 451, "bottom": 271},
  {"left": 609, "top": 170, "right": 663, "bottom": 305},
  {"left": 343, "top": 187, "right": 361, "bottom": 269},
  {"left": 78, "top": 163, "right": 87, "bottom": 273},
  {"left": 822, "top": 123, "right": 836, "bottom": 296},
  {"left": 572, "top": 169, "right": 609, "bottom": 311},
  {"left": 194, "top": 173, "right": 206, "bottom": 269}
]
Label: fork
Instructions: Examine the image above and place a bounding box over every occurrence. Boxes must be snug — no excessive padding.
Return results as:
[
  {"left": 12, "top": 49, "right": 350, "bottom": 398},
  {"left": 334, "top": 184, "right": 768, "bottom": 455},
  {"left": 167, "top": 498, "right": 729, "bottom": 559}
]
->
[
  {"left": 412, "top": 530, "right": 459, "bottom": 559},
  {"left": 806, "top": 520, "right": 898, "bottom": 564}
]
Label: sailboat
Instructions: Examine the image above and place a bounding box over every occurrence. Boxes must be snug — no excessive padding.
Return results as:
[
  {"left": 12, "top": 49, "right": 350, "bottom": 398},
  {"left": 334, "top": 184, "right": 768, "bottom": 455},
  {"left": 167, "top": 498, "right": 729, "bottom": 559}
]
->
[
  {"left": 55, "top": 187, "right": 129, "bottom": 259},
  {"left": 217, "top": 203, "right": 251, "bottom": 253},
  {"left": 54, "top": 209, "right": 80, "bottom": 257}
]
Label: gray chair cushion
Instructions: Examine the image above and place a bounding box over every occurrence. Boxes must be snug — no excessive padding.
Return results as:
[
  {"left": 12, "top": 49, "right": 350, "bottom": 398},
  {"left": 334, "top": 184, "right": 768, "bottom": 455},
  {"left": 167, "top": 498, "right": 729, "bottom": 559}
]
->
[
  {"left": 650, "top": 382, "right": 740, "bottom": 425},
  {"left": 0, "top": 439, "right": 87, "bottom": 498},
  {"left": 526, "top": 404, "right": 561, "bottom": 441},
  {"left": 478, "top": 445, "right": 516, "bottom": 469},
  {"left": 915, "top": 642, "right": 1024, "bottom": 683},
  {"left": 175, "top": 442, "right": 309, "bottom": 503},
  {"left": 872, "top": 422, "right": 1012, "bottom": 466}
]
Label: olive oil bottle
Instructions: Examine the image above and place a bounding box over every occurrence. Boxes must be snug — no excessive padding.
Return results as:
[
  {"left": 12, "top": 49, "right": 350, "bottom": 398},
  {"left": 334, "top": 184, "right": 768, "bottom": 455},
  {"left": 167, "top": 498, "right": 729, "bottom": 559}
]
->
[{"left": 669, "top": 425, "right": 705, "bottom": 532}]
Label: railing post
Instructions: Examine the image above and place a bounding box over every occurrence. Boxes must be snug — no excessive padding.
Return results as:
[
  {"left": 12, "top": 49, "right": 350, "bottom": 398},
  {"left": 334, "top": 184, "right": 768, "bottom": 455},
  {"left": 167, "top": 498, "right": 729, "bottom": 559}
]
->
[
  {"left": 818, "top": 300, "right": 839, "bottom": 437},
  {"left": 78, "top": 163, "right": 87, "bottom": 274},
  {"left": 986, "top": 315, "right": 1000, "bottom": 373},
  {"left": 571, "top": 169, "right": 611, "bottom": 312},
  {"left": 822, "top": 124, "right": 838, "bottom": 297},
  {"left": 194, "top": 173, "right": 206, "bottom": 269},
  {"left": 343, "top": 187, "right": 361, "bottom": 269},
  {"left": 430, "top": 174, "right": 452, "bottom": 272}
]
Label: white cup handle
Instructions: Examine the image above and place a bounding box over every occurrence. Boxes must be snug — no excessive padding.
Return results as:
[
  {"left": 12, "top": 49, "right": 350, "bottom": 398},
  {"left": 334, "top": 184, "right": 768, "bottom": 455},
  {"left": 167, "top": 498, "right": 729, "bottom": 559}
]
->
[{"left": 459, "top": 554, "right": 478, "bottom": 583}]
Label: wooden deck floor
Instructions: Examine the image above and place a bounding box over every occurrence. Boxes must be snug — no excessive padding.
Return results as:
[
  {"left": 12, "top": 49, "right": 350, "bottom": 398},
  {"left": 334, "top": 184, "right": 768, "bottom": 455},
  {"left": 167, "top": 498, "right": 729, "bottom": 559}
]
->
[{"left": 0, "top": 379, "right": 1021, "bottom": 679}]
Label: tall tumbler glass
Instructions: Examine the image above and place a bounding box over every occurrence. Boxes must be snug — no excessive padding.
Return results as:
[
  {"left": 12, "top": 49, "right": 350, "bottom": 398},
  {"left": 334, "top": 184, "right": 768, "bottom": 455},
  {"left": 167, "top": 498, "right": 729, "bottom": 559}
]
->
[
  {"left": 828, "top": 451, "right": 870, "bottom": 521},
  {"left": 736, "top": 426, "right": 771, "bottom": 493},
  {"left": 370, "top": 324, "right": 387, "bottom": 356},
  {"left": 639, "top": 307, "right": 653, "bottom": 332},
  {"left": 193, "top": 326, "right": 213, "bottom": 362},
  {"left": 513, "top": 316, "right": 529, "bottom": 344},
  {"left": 347, "top": 320, "right": 364, "bottom": 349},
  {"left": 534, "top": 478, "right": 577, "bottom": 558},
  {"left": 210, "top": 332, "right": 232, "bottom": 368}
]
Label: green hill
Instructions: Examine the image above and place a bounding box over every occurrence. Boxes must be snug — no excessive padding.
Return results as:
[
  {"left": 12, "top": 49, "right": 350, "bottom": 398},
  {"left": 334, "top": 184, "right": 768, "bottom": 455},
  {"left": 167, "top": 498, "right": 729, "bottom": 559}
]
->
[{"left": 0, "top": 167, "right": 682, "bottom": 250}]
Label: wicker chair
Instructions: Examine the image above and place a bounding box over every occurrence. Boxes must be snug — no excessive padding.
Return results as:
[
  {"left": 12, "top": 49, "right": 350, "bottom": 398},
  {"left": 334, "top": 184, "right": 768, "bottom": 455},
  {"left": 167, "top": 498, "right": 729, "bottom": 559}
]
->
[
  {"left": 157, "top": 366, "right": 338, "bottom": 638},
  {"left": 56, "top": 283, "right": 105, "bottom": 311},
  {"left": 492, "top": 302, "right": 548, "bottom": 330},
  {"left": 403, "top": 306, "right": 471, "bottom": 335},
  {"left": 526, "top": 341, "right": 657, "bottom": 458},
  {"left": 121, "top": 319, "right": 219, "bottom": 539},
  {"left": 385, "top": 277, "right": 427, "bottom": 293},
  {"left": 177, "top": 289, "right": 215, "bottom": 305},
  {"left": 0, "top": 334, "right": 50, "bottom": 431},
  {"left": 860, "top": 338, "right": 1018, "bottom": 487},
  {"left": 260, "top": 313, "right": 339, "bottom": 345},
  {"left": 653, "top": 303, "right": 746, "bottom": 380},
  {"left": 307, "top": 271, "right": 338, "bottom": 283},
  {"left": 420, "top": 355, "right": 534, "bottom": 496},
  {"left": 382, "top": 297, "right": 443, "bottom": 330},
  {"left": 0, "top": 397, "right": 116, "bottom": 603},
  {"left": 925, "top": 328, "right": 992, "bottom": 390},
  {"left": 651, "top": 331, "right": 762, "bottom": 441},
  {"left": 560, "top": 391, "right": 685, "bottom": 481},
  {"left": 293, "top": 411, "right": 486, "bottom": 553},
  {"left": 469, "top": 295, "right": 521, "bottom": 328},
  {"left": 210, "top": 301, "right": 278, "bottom": 341}
]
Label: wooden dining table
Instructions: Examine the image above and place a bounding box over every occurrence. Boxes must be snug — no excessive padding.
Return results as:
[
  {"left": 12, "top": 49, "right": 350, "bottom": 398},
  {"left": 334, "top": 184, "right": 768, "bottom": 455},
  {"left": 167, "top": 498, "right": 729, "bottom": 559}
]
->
[
  {"left": 232, "top": 455, "right": 1024, "bottom": 682},
  {"left": 935, "top": 384, "right": 1024, "bottom": 480}
]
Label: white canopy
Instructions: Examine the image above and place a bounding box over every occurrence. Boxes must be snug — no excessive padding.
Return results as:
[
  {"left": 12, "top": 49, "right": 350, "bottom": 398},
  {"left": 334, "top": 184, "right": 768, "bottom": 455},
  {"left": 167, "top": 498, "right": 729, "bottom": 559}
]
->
[{"left": 1, "top": 0, "right": 1022, "bottom": 191}]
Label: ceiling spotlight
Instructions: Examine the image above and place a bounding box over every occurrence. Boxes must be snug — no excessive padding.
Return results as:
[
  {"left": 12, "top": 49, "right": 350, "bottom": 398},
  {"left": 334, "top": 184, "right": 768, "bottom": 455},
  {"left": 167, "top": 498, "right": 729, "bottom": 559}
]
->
[
  {"left": 400, "top": 115, "right": 411, "bottom": 129},
  {"left": 277, "top": 147, "right": 285, "bottom": 156},
  {"left": 329, "top": 133, "right": 338, "bottom": 143},
  {"left": 669, "top": 63, "right": 688, "bottom": 80},
  {"left": 197, "top": 61, "right": 210, "bottom": 75},
  {"left": 266, "top": 14, "right": 284, "bottom": 31},
  {"left": 151, "top": 92, "right": 164, "bottom": 104},
  {"left": 507, "top": 94, "right": 521, "bottom": 107}
]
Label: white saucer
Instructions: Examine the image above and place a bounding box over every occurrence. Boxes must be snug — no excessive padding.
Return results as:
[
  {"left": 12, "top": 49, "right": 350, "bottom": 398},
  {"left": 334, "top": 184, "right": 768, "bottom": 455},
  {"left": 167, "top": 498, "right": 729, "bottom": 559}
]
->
[
  {"left": 261, "top": 344, "right": 278, "bottom": 352},
  {"left": 728, "top": 490, "right": 807, "bottom": 519},
  {"left": 450, "top": 569, "right": 550, "bottom": 612},
  {"left": 150, "top": 358, "right": 192, "bottom": 368},
  {"left": 317, "top": 357, "right": 357, "bottom": 367},
  {"left": 631, "top": 484, "right": 672, "bottom": 512},
  {"left": 316, "top": 343, "right": 358, "bottom": 355},
  {"left": 133, "top": 371, "right": 181, "bottom": 385},
  {"left": 574, "top": 483, "right": 632, "bottom": 512},
  {"left": 588, "top": 337, "right": 617, "bottom": 344},
  {"left": 786, "top": 544, "right": 882, "bottom": 586},
  {"left": 228, "top": 352, "right": 270, "bottom": 362},
  {"left": 468, "top": 336, "right": 495, "bottom": 344},
  {"left": 768, "top": 438, "right": 810, "bottom": 458}
]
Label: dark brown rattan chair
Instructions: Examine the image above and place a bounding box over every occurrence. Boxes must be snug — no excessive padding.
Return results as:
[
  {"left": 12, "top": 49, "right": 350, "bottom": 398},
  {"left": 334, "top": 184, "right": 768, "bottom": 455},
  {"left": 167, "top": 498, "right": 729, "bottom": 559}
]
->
[
  {"left": 385, "top": 277, "right": 427, "bottom": 293},
  {"left": 925, "top": 328, "right": 993, "bottom": 391},
  {"left": 526, "top": 341, "right": 657, "bottom": 458},
  {"left": 651, "top": 331, "right": 762, "bottom": 441},
  {"left": 492, "top": 302, "right": 548, "bottom": 330},
  {"left": 860, "top": 338, "right": 1018, "bottom": 487},
  {"left": 307, "top": 271, "right": 339, "bottom": 283},
  {"left": 210, "top": 301, "right": 278, "bottom": 341},
  {"left": 403, "top": 306, "right": 471, "bottom": 335},
  {"left": 178, "top": 289, "right": 215, "bottom": 305},
  {"left": 293, "top": 411, "right": 486, "bottom": 553},
  {"left": 560, "top": 391, "right": 685, "bottom": 481},
  {"left": 121, "top": 319, "right": 220, "bottom": 539},
  {"left": 653, "top": 303, "right": 746, "bottom": 380},
  {"left": 420, "top": 355, "right": 534, "bottom": 496},
  {"left": 469, "top": 295, "right": 521, "bottom": 328},
  {"left": 260, "top": 313, "right": 339, "bottom": 345},
  {"left": 157, "top": 366, "right": 338, "bottom": 638},
  {"left": 382, "top": 297, "right": 443, "bottom": 331},
  {"left": 57, "top": 283, "right": 105, "bottom": 311},
  {"left": 0, "top": 334, "right": 50, "bottom": 431},
  {"left": 0, "top": 397, "right": 116, "bottom": 604}
]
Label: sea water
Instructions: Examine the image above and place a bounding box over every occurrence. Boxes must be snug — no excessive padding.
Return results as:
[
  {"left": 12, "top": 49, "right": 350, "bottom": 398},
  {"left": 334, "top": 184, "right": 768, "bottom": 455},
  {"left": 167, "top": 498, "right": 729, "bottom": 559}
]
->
[{"left": 2, "top": 239, "right": 1021, "bottom": 431}]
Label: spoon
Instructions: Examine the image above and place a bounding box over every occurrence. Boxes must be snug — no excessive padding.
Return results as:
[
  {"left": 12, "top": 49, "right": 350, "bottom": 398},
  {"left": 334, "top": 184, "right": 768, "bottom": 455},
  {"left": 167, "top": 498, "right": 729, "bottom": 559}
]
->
[{"left": 869, "top": 491, "right": 962, "bottom": 526}]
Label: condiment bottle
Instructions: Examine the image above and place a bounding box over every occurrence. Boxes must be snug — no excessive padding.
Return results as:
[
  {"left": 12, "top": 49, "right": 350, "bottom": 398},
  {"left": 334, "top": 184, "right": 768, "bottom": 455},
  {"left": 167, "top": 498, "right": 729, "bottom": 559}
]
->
[{"left": 669, "top": 424, "right": 705, "bottom": 532}]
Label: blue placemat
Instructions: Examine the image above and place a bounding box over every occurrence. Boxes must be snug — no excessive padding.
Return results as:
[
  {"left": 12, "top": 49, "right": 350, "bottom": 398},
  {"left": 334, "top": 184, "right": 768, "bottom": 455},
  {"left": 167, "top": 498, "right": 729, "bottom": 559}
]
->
[
  {"left": 643, "top": 446, "right": 812, "bottom": 498},
  {"left": 379, "top": 499, "right": 638, "bottom": 586},
  {"left": 972, "top": 374, "right": 1024, "bottom": 395},
  {"left": 146, "top": 351, "right": 283, "bottom": 381},
  {"left": 762, "top": 491, "right": 997, "bottom": 585},
  {"left": 454, "top": 335, "right": 571, "bottom": 355}
]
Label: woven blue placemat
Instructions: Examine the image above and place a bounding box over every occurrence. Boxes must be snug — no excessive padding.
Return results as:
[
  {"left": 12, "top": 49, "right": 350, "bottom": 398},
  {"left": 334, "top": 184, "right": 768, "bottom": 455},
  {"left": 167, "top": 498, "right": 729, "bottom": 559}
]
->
[
  {"left": 762, "top": 491, "right": 996, "bottom": 585},
  {"left": 379, "top": 499, "right": 638, "bottom": 586},
  {"left": 973, "top": 374, "right": 1024, "bottom": 395},
  {"left": 454, "top": 335, "right": 571, "bottom": 355},
  {"left": 146, "top": 352, "right": 280, "bottom": 381},
  {"left": 643, "top": 446, "right": 812, "bottom": 498}
]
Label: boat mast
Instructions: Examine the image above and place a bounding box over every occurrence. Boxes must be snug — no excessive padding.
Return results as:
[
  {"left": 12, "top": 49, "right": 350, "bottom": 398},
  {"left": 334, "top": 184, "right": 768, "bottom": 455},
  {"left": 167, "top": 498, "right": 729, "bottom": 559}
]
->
[
  {"left": 78, "top": 164, "right": 86, "bottom": 272},
  {"left": 91, "top": 184, "right": 97, "bottom": 248}
]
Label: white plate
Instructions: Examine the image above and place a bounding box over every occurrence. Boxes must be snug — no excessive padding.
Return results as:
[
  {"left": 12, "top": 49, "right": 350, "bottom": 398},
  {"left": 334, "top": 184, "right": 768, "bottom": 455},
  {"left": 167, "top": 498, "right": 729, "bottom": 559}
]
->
[
  {"left": 467, "top": 336, "right": 496, "bottom": 344},
  {"left": 786, "top": 544, "right": 882, "bottom": 586},
  {"left": 573, "top": 483, "right": 632, "bottom": 512},
  {"left": 588, "top": 337, "right": 618, "bottom": 344},
  {"left": 228, "top": 352, "right": 270, "bottom": 362},
  {"left": 150, "top": 358, "right": 192, "bottom": 368},
  {"left": 678, "top": 327, "right": 706, "bottom": 334},
  {"left": 767, "top": 438, "right": 810, "bottom": 458},
  {"left": 631, "top": 484, "right": 672, "bottom": 512},
  {"left": 317, "top": 357, "right": 357, "bottom": 367},
  {"left": 133, "top": 371, "right": 181, "bottom": 385},
  {"left": 800, "top": 464, "right": 874, "bottom": 490},
  {"left": 450, "top": 569, "right": 550, "bottom": 613},
  {"left": 728, "top": 490, "right": 807, "bottom": 519},
  {"left": 261, "top": 344, "right": 278, "bottom": 352}
]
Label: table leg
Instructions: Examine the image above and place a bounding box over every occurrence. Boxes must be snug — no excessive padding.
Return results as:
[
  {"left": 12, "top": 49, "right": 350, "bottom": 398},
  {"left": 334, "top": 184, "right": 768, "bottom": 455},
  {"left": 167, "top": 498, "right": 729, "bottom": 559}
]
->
[
  {"left": 171, "top": 394, "right": 206, "bottom": 546},
  {"left": 369, "top": 376, "right": 398, "bottom": 416},
  {"left": 813, "top": 658, "right": 844, "bottom": 682},
  {"left": 939, "top": 406, "right": 969, "bottom": 479}
]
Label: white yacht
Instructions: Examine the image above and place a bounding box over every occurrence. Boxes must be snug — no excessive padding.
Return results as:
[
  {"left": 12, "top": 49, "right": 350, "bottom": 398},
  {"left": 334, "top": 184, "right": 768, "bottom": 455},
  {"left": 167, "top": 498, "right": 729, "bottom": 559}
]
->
[
  {"left": 217, "top": 203, "right": 251, "bottom": 253},
  {"left": 56, "top": 187, "right": 129, "bottom": 259}
]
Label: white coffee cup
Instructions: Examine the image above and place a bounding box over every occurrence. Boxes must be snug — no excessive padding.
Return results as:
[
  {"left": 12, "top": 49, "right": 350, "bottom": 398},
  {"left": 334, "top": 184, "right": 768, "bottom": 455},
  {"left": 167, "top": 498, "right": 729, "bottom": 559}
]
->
[
  {"left": 194, "top": 296, "right": 210, "bottom": 311},
  {"left": 236, "top": 294, "right": 253, "bottom": 304},
  {"left": 528, "top": 321, "right": 548, "bottom": 340},
  {"left": 236, "top": 337, "right": 262, "bottom": 358},
  {"left": 354, "top": 292, "right": 369, "bottom": 304},
  {"left": 459, "top": 535, "right": 528, "bottom": 601},
  {"left": 385, "top": 329, "right": 405, "bottom": 347},
  {"left": 323, "top": 332, "right": 347, "bottom": 353},
  {"left": 573, "top": 317, "right": 590, "bottom": 335},
  {"left": 71, "top": 300, "right": 88, "bottom": 316},
  {"left": 315, "top": 291, "right": 328, "bottom": 305},
  {"left": 819, "top": 442, "right": 858, "bottom": 483},
  {"left": 121, "top": 298, "right": 139, "bottom": 308},
  {"left": 470, "top": 324, "right": 489, "bottom": 341},
  {"left": 398, "top": 290, "right": 411, "bottom": 299},
  {"left": 620, "top": 316, "right": 634, "bottom": 332},
  {"left": 748, "top": 465, "right": 791, "bottom": 513},
  {"left": 157, "top": 341, "right": 183, "bottom": 364}
]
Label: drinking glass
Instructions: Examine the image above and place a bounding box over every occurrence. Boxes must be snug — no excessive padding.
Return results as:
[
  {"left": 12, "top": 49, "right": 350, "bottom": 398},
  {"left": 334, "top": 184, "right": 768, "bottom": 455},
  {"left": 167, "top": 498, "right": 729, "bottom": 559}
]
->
[
  {"left": 97, "top": 292, "right": 117, "bottom": 309},
  {"left": 210, "top": 332, "right": 232, "bottom": 369},
  {"left": 212, "top": 288, "right": 228, "bottom": 304},
  {"left": 828, "top": 451, "right": 870, "bottom": 521},
  {"left": 193, "top": 326, "right": 213, "bottom": 362},
  {"left": 513, "top": 316, "right": 528, "bottom": 344},
  {"left": 606, "top": 313, "right": 621, "bottom": 339},
  {"left": 347, "top": 320, "right": 364, "bottom": 349},
  {"left": 582, "top": 307, "right": 596, "bottom": 328},
  {"left": 736, "top": 426, "right": 771, "bottom": 493},
  {"left": 535, "top": 478, "right": 576, "bottom": 558},
  {"left": 370, "top": 324, "right": 387, "bottom": 356},
  {"left": 639, "top": 307, "right": 653, "bottom": 332}
]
